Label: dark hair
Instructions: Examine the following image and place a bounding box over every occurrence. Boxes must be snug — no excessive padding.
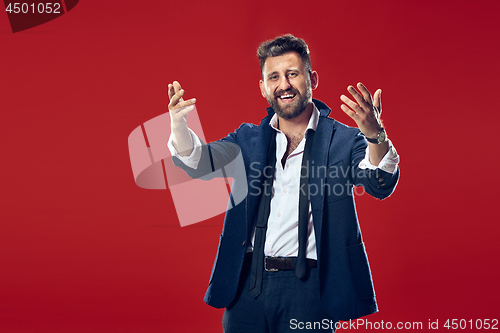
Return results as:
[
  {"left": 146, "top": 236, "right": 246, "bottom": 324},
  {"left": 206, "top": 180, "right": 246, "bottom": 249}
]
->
[{"left": 257, "top": 34, "right": 312, "bottom": 76}]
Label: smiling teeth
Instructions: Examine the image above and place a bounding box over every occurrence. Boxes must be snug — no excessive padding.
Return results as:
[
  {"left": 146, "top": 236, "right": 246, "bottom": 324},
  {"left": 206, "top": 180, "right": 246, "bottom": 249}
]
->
[{"left": 280, "top": 94, "right": 294, "bottom": 99}]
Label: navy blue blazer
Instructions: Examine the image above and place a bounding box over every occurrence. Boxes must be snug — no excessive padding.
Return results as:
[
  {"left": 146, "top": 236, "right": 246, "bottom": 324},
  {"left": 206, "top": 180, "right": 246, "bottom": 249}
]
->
[{"left": 173, "top": 99, "right": 399, "bottom": 321}]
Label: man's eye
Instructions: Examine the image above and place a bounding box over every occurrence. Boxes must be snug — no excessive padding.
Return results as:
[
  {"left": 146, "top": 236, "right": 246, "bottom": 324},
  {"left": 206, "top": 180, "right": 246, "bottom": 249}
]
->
[
  {"left": 270, "top": 75, "right": 278, "bottom": 80},
  {"left": 288, "top": 72, "right": 298, "bottom": 77}
]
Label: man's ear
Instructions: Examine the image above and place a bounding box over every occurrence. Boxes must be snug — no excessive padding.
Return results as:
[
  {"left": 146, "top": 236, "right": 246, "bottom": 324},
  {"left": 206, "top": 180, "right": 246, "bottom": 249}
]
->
[
  {"left": 310, "top": 71, "right": 319, "bottom": 90},
  {"left": 259, "top": 79, "right": 267, "bottom": 98}
]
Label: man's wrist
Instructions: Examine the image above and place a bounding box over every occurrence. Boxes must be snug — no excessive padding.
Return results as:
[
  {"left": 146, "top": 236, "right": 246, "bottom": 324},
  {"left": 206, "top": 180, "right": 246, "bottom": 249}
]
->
[
  {"left": 171, "top": 122, "right": 189, "bottom": 136},
  {"left": 365, "top": 128, "right": 387, "bottom": 144}
]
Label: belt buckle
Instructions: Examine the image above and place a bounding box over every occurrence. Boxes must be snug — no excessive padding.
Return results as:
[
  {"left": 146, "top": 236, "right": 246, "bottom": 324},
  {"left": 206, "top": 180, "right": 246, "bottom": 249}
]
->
[{"left": 264, "top": 257, "right": 278, "bottom": 272}]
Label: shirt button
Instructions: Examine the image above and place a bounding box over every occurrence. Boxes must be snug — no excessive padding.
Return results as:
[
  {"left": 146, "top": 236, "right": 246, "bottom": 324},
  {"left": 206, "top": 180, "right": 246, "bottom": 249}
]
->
[
  {"left": 283, "top": 188, "right": 287, "bottom": 193},
  {"left": 277, "top": 213, "right": 281, "bottom": 217}
]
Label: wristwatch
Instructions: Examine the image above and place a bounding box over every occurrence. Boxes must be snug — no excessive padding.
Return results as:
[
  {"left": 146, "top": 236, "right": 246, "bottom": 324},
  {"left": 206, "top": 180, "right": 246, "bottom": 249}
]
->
[{"left": 365, "top": 128, "right": 387, "bottom": 144}]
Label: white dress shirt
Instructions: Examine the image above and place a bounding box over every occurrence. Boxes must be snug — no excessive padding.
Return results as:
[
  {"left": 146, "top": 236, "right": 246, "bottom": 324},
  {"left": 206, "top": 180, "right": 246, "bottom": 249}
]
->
[{"left": 167, "top": 105, "right": 399, "bottom": 260}]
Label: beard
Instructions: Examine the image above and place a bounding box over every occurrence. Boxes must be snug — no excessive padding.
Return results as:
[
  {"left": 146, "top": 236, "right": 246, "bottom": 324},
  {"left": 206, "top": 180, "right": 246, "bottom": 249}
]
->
[{"left": 266, "top": 83, "right": 312, "bottom": 120}]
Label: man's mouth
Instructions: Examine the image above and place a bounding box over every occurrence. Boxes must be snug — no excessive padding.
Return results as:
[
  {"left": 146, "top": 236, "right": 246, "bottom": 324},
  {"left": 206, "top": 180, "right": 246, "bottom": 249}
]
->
[{"left": 277, "top": 93, "right": 297, "bottom": 103}]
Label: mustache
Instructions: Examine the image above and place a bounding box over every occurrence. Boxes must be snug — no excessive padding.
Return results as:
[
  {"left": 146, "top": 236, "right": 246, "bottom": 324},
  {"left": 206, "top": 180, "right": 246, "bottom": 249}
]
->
[{"left": 274, "top": 88, "right": 299, "bottom": 99}]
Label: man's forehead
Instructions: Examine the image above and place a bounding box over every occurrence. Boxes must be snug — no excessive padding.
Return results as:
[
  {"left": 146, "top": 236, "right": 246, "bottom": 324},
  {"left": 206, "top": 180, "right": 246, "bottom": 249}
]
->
[{"left": 262, "top": 52, "right": 304, "bottom": 74}]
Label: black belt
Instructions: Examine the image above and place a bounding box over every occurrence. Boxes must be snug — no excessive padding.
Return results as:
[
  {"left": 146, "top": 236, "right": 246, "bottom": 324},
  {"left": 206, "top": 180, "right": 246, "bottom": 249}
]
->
[{"left": 264, "top": 256, "right": 317, "bottom": 272}]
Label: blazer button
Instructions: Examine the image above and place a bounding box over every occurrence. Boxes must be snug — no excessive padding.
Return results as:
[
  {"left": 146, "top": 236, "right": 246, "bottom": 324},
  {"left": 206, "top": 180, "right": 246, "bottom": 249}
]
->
[
  {"left": 242, "top": 241, "right": 246, "bottom": 246},
  {"left": 378, "top": 178, "right": 384, "bottom": 182}
]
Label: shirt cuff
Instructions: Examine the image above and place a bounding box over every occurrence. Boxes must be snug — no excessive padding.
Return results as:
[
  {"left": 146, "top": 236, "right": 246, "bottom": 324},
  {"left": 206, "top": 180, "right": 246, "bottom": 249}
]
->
[
  {"left": 167, "top": 128, "right": 203, "bottom": 169},
  {"left": 359, "top": 139, "right": 399, "bottom": 174}
]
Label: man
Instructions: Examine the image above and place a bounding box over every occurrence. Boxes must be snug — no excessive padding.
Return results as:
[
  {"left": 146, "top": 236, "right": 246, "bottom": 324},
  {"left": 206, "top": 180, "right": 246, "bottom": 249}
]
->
[{"left": 167, "top": 35, "right": 399, "bottom": 332}]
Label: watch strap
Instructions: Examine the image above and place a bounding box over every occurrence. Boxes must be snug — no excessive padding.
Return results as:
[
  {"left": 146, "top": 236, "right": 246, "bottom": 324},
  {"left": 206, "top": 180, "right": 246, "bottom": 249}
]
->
[
  {"left": 365, "top": 128, "right": 386, "bottom": 144},
  {"left": 365, "top": 136, "right": 379, "bottom": 144}
]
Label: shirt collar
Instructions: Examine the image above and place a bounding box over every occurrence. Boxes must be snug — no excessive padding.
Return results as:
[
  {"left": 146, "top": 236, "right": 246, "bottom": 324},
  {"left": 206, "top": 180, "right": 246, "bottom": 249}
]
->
[{"left": 269, "top": 103, "right": 320, "bottom": 137}]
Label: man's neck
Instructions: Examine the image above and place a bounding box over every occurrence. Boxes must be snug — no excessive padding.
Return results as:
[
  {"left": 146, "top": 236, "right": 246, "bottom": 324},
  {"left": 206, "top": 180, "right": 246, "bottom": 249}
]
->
[{"left": 277, "top": 102, "right": 314, "bottom": 137}]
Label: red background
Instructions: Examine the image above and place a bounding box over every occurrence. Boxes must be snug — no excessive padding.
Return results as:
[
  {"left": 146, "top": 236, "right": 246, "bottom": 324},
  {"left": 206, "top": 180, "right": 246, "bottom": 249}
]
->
[{"left": 1, "top": 0, "right": 499, "bottom": 332}]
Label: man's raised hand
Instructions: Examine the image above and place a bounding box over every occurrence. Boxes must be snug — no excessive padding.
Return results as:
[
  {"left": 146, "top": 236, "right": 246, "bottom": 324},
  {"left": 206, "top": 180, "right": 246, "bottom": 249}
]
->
[
  {"left": 168, "top": 81, "right": 196, "bottom": 131},
  {"left": 168, "top": 81, "right": 196, "bottom": 156},
  {"left": 340, "top": 82, "right": 383, "bottom": 139}
]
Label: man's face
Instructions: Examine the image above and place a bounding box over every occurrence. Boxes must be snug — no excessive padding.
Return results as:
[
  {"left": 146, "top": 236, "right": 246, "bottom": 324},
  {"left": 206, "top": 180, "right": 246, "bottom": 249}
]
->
[{"left": 259, "top": 52, "right": 318, "bottom": 120}]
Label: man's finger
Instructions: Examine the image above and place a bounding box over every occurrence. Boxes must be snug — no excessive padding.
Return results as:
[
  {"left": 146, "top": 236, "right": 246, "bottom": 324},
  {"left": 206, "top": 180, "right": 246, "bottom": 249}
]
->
[
  {"left": 356, "top": 82, "right": 373, "bottom": 104},
  {"left": 340, "top": 104, "right": 359, "bottom": 121},
  {"left": 178, "top": 104, "right": 196, "bottom": 118},
  {"left": 168, "top": 83, "right": 175, "bottom": 100},
  {"left": 373, "top": 89, "right": 382, "bottom": 112},
  {"left": 170, "top": 98, "right": 196, "bottom": 113},
  {"left": 173, "top": 81, "right": 182, "bottom": 94},
  {"left": 347, "top": 86, "right": 371, "bottom": 109},
  {"left": 169, "top": 89, "right": 186, "bottom": 108},
  {"left": 340, "top": 95, "right": 363, "bottom": 114}
]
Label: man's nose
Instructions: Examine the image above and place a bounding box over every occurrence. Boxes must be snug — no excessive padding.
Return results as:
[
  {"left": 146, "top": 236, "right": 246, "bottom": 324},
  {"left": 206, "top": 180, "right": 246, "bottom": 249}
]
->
[{"left": 278, "top": 75, "right": 292, "bottom": 91}]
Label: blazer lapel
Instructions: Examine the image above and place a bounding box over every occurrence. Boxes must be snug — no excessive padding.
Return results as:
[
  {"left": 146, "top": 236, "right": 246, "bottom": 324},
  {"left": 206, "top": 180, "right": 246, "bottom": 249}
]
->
[
  {"left": 310, "top": 115, "right": 335, "bottom": 248},
  {"left": 246, "top": 115, "right": 275, "bottom": 237}
]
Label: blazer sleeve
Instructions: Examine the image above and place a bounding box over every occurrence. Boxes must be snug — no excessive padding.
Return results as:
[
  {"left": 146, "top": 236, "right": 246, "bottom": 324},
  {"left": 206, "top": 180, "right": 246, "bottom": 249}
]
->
[
  {"left": 172, "top": 126, "right": 243, "bottom": 181},
  {"left": 351, "top": 131, "right": 399, "bottom": 200}
]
